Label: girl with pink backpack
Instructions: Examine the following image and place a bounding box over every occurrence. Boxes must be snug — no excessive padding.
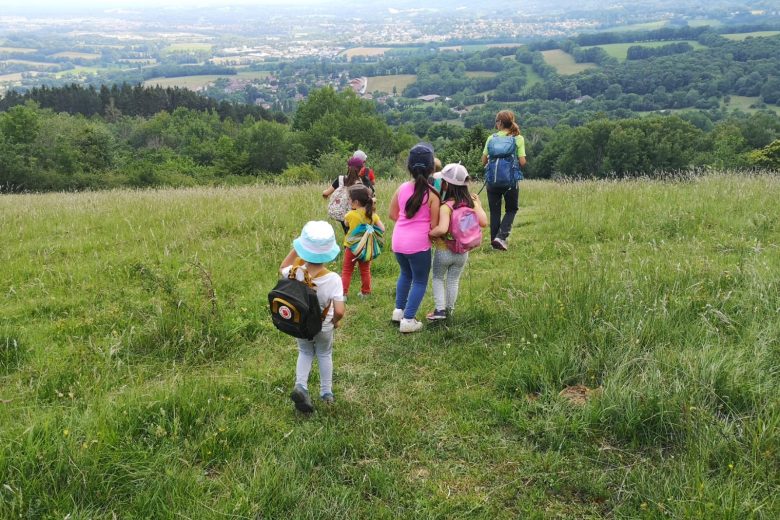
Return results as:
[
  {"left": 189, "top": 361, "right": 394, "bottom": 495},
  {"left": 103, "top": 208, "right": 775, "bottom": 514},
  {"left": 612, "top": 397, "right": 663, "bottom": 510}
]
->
[{"left": 427, "top": 164, "right": 488, "bottom": 320}]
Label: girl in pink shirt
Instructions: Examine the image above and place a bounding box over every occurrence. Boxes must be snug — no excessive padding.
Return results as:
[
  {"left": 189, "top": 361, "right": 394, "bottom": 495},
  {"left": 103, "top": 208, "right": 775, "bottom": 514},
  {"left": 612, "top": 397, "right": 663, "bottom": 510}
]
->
[{"left": 389, "top": 142, "right": 440, "bottom": 333}]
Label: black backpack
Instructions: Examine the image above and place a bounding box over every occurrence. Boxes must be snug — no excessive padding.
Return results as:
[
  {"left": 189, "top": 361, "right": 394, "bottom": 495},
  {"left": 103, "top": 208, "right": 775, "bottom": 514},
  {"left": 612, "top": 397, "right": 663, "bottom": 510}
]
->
[{"left": 268, "top": 266, "right": 332, "bottom": 340}]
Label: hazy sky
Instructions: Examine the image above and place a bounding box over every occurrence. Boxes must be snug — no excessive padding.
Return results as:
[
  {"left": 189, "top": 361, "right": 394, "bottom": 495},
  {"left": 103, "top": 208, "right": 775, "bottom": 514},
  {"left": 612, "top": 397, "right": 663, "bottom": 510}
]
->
[{"left": 0, "top": 0, "right": 328, "bottom": 9}]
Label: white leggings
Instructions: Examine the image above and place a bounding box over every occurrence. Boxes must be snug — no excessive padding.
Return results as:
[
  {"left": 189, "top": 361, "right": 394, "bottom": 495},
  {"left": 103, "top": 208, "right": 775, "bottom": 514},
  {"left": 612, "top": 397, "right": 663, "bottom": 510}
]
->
[
  {"left": 431, "top": 248, "right": 468, "bottom": 312},
  {"left": 295, "top": 329, "right": 334, "bottom": 396}
]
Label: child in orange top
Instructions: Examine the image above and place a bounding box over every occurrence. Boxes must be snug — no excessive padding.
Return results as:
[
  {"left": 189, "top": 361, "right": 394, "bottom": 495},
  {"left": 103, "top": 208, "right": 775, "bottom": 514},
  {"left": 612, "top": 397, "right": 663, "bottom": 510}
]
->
[{"left": 341, "top": 185, "right": 385, "bottom": 297}]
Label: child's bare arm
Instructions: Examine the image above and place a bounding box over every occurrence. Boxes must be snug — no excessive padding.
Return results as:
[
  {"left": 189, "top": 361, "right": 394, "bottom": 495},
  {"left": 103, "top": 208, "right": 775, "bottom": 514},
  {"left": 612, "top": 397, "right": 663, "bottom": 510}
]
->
[
  {"left": 428, "top": 193, "right": 440, "bottom": 229},
  {"left": 471, "top": 193, "right": 489, "bottom": 227},
  {"left": 429, "top": 205, "right": 451, "bottom": 238},
  {"left": 279, "top": 249, "right": 298, "bottom": 274},
  {"left": 388, "top": 189, "right": 400, "bottom": 221},
  {"left": 331, "top": 300, "right": 346, "bottom": 327},
  {"left": 375, "top": 217, "right": 386, "bottom": 232}
]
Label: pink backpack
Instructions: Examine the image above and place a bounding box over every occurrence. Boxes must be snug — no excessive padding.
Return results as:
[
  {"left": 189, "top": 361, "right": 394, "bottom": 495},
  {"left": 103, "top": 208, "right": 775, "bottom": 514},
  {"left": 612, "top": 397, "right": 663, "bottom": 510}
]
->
[{"left": 445, "top": 201, "right": 482, "bottom": 254}]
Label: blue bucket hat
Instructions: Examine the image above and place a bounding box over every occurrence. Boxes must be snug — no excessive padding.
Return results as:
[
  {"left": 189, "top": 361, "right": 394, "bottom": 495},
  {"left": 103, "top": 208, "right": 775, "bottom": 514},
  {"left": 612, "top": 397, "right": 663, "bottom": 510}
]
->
[
  {"left": 407, "top": 142, "right": 434, "bottom": 173},
  {"left": 293, "top": 221, "right": 340, "bottom": 263}
]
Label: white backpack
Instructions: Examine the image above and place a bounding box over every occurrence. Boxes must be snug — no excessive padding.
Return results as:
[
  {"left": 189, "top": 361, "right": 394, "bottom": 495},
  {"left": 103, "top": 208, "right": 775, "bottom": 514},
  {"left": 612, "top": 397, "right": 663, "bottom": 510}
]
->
[{"left": 327, "top": 176, "right": 351, "bottom": 222}]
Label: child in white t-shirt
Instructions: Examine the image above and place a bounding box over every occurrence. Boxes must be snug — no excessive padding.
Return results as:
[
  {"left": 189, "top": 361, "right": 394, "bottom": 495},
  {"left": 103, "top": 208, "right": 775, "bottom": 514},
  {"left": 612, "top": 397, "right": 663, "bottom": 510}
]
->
[{"left": 279, "top": 221, "right": 345, "bottom": 413}]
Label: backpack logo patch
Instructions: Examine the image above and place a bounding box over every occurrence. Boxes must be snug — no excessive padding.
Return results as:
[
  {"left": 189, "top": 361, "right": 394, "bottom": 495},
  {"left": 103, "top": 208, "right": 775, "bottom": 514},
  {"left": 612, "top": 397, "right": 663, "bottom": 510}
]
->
[{"left": 278, "top": 306, "right": 292, "bottom": 320}]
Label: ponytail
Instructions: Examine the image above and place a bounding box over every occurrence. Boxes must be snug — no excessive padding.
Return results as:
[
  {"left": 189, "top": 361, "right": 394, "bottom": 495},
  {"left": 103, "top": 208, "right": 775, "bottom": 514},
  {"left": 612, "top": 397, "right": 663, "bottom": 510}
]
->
[
  {"left": 345, "top": 165, "right": 361, "bottom": 187},
  {"left": 405, "top": 171, "right": 438, "bottom": 218},
  {"left": 496, "top": 110, "right": 521, "bottom": 137},
  {"left": 364, "top": 196, "right": 374, "bottom": 221}
]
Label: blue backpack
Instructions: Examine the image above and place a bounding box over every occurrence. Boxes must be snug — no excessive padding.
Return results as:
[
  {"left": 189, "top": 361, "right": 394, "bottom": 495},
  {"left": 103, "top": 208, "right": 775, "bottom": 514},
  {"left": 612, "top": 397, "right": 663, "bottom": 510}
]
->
[{"left": 485, "top": 134, "right": 523, "bottom": 189}]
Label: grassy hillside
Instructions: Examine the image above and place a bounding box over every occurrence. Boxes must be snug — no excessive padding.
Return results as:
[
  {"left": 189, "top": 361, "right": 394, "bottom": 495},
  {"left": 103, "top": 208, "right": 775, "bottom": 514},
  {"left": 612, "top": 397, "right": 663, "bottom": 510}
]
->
[
  {"left": 1, "top": 175, "right": 779, "bottom": 518},
  {"left": 541, "top": 50, "right": 598, "bottom": 75},
  {"left": 582, "top": 41, "right": 705, "bottom": 62},
  {"left": 366, "top": 74, "right": 417, "bottom": 94}
]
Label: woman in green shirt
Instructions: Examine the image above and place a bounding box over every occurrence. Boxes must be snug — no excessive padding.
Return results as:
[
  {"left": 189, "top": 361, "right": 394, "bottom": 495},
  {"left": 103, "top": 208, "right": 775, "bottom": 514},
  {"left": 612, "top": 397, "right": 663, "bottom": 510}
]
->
[{"left": 481, "top": 110, "right": 527, "bottom": 251}]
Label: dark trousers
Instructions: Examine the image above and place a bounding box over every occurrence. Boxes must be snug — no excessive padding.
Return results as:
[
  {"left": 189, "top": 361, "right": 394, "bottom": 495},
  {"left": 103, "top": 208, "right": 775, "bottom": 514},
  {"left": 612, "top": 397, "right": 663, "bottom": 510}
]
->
[{"left": 487, "top": 185, "right": 519, "bottom": 241}]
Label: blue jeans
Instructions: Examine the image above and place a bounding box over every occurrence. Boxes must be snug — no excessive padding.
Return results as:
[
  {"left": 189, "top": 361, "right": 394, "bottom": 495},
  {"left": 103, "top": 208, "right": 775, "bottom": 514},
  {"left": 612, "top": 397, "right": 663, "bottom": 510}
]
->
[{"left": 394, "top": 249, "right": 432, "bottom": 319}]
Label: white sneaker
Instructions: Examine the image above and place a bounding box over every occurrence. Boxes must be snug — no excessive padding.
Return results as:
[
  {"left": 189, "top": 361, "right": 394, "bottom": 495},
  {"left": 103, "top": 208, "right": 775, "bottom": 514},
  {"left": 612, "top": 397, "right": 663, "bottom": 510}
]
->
[
  {"left": 491, "top": 237, "right": 508, "bottom": 251},
  {"left": 391, "top": 308, "right": 404, "bottom": 323},
  {"left": 399, "top": 318, "right": 423, "bottom": 333}
]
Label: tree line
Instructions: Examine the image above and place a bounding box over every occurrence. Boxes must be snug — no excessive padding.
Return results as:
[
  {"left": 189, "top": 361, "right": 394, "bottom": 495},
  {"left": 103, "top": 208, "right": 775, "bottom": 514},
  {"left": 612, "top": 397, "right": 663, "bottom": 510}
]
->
[{"left": 1, "top": 85, "right": 778, "bottom": 193}]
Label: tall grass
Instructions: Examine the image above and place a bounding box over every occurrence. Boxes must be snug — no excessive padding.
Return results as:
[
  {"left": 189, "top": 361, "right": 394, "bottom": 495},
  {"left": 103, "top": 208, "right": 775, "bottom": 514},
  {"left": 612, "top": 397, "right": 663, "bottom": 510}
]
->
[{"left": 0, "top": 174, "right": 778, "bottom": 518}]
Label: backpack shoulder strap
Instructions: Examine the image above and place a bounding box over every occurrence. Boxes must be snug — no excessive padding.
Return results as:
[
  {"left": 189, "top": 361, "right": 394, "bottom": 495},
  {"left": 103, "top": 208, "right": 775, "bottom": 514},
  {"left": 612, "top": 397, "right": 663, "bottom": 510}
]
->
[
  {"left": 311, "top": 268, "right": 333, "bottom": 321},
  {"left": 312, "top": 268, "right": 331, "bottom": 279}
]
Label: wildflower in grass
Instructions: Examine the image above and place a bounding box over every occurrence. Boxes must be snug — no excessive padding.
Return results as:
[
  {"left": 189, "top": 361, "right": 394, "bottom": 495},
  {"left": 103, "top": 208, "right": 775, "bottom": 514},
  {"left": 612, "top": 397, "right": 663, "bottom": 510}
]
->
[{"left": 63, "top": 429, "right": 70, "bottom": 437}]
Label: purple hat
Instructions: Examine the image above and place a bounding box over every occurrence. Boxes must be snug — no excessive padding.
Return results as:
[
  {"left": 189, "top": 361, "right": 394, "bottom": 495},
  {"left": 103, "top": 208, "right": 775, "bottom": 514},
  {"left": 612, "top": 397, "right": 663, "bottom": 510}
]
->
[{"left": 347, "top": 156, "right": 364, "bottom": 169}]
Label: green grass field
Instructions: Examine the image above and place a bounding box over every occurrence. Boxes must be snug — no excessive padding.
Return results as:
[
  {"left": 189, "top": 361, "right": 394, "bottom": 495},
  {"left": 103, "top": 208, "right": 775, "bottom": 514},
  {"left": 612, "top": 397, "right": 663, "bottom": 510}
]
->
[
  {"left": 366, "top": 74, "right": 417, "bottom": 94},
  {"left": 143, "top": 75, "right": 224, "bottom": 90},
  {"left": 0, "top": 59, "right": 58, "bottom": 69},
  {"left": 0, "top": 46, "right": 36, "bottom": 53},
  {"left": 341, "top": 47, "right": 392, "bottom": 60},
  {"left": 541, "top": 50, "right": 598, "bottom": 75},
  {"left": 722, "top": 95, "right": 780, "bottom": 115},
  {"left": 49, "top": 51, "right": 101, "bottom": 60},
  {"left": 464, "top": 71, "right": 498, "bottom": 79},
  {"left": 722, "top": 31, "right": 780, "bottom": 41},
  {"left": 601, "top": 20, "right": 669, "bottom": 32},
  {"left": 1, "top": 176, "right": 779, "bottom": 518},
  {"left": 163, "top": 43, "right": 214, "bottom": 52},
  {"left": 687, "top": 19, "right": 724, "bottom": 28},
  {"left": 582, "top": 40, "right": 705, "bottom": 61},
  {"left": 520, "top": 63, "right": 544, "bottom": 90}
]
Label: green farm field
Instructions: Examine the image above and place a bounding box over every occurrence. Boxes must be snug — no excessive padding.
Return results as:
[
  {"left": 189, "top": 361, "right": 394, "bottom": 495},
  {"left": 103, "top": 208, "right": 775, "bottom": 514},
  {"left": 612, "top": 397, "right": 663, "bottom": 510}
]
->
[
  {"left": 366, "top": 74, "right": 416, "bottom": 94},
  {"left": 582, "top": 40, "right": 705, "bottom": 61},
  {"left": 1, "top": 175, "right": 779, "bottom": 518},
  {"left": 163, "top": 43, "right": 214, "bottom": 52},
  {"left": 463, "top": 71, "right": 498, "bottom": 79},
  {"left": 541, "top": 49, "right": 597, "bottom": 75},
  {"left": 723, "top": 95, "right": 780, "bottom": 114},
  {"left": 722, "top": 31, "right": 780, "bottom": 41},
  {"left": 143, "top": 76, "right": 220, "bottom": 90},
  {"left": 49, "top": 51, "right": 101, "bottom": 60},
  {"left": 601, "top": 20, "right": 669, "bottom": 32},
  {"left": 341, "top": 47, "right": 392, "bottom": 59},
  {"left": 0, "top": 47, "right": 36, "bottom": 54}
]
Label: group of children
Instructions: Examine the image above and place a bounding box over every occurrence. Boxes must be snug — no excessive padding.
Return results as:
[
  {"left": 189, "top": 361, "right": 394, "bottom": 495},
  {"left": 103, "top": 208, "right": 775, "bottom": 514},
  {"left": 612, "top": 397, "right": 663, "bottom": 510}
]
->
[{"left": 280, "top": 144, "right": 487, "bottom": 413}]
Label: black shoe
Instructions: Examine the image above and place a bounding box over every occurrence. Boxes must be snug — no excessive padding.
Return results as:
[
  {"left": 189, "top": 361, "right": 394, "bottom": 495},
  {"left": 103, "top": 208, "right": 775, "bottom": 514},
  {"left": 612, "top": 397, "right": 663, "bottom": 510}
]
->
[{"left": 290, "top": 384, "right": 314, "bottom": 413}]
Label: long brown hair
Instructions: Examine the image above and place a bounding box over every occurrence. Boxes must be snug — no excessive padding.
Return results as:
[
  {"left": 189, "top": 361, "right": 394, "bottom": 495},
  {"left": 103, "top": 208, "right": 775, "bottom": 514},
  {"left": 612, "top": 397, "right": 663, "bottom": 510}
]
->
[
  {"left": 348, "top": 185, "right": 374, "bottom": 221},
  {"left": 344, "top": 164, "right": 361, "bottom": 187},
  {"left": 495, "top": 110, "right": 521, "bottom": 136},
  {"left": 442, "top": 182, "right": 474, "bottom": 209},
  {"left": 405, "top": 143, "right": 439, "bottom": 218}
]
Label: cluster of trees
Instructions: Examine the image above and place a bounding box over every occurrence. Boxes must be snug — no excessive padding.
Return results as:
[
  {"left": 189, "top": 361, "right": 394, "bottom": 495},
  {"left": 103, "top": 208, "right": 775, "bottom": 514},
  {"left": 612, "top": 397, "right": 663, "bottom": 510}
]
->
[
  {"left": 0, "top": 87, "right": 415, "bottom": 192},
  {"left": 530, "top": 113, "right": 780, "bottom": 177},
  {"left": 0, "top": 83, "right": 277, "bottom": 121},
  {"left": 626, "top": 42, "right": 694, "bottom": 60}
]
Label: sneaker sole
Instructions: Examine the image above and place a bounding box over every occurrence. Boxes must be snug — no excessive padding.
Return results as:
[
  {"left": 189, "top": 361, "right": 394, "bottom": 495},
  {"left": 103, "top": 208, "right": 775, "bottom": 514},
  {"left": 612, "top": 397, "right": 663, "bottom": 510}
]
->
[
  {"left": 492, "top": 240, "right": 507, "bottom": 251},
  {"left": 399, "top": 325, "right": 423, "bottom": 333},
  {"left": 290, "top": 389, "right": 314, "bottom": 413},
  {"left": 427, "top": 315, "right": 447, "bottom": 321}
]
